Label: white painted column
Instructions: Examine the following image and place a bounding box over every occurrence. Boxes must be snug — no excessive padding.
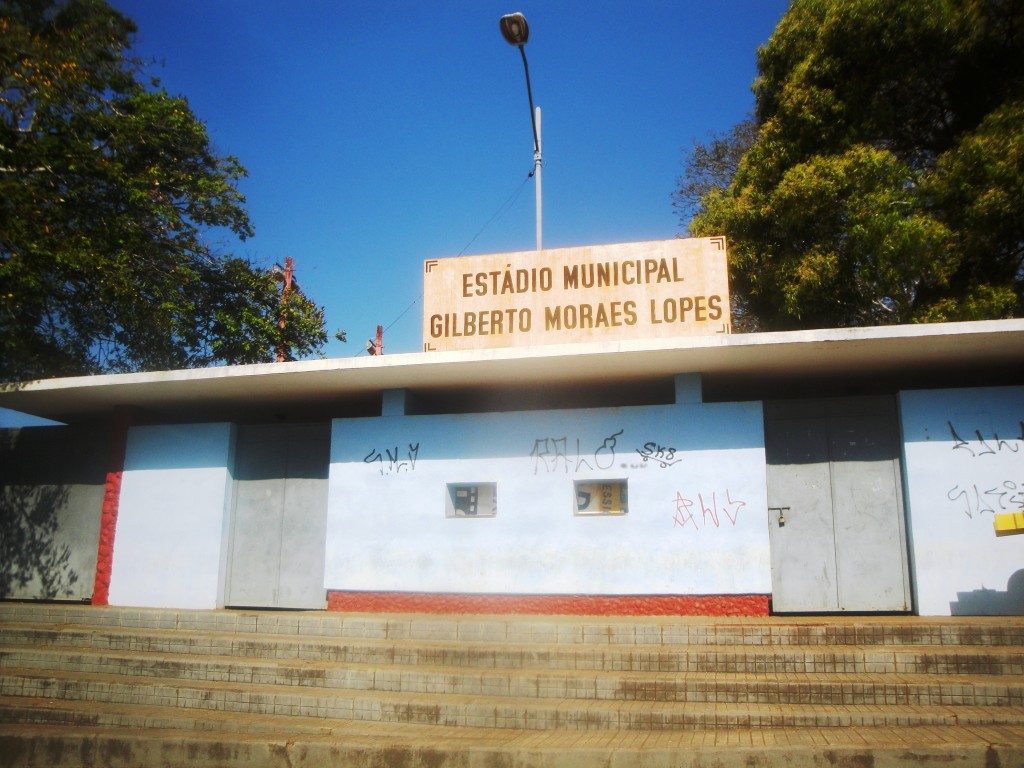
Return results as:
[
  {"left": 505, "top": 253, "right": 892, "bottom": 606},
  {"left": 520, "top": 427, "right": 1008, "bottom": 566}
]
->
[{"left": 109, "top": 423, "right": 235, "bottom": 609}]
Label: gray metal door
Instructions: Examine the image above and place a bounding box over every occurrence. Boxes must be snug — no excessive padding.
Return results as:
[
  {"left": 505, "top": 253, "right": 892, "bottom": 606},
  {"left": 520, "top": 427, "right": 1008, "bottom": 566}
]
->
[
  {"left": 765, "top": 398, "right": 911, "bottom": 612},
  {"left": 225, "top": 423, "right": 330, "bottom": 609}
]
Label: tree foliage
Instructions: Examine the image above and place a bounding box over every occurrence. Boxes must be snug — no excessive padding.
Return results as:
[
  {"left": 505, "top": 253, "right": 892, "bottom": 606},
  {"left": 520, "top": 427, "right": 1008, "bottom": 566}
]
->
[
  {"left": 673, "top": 117, "right": 757, "bottom": 223},
  {"left": 0, "top": 0, "right": 326, "bottom": 382},
  {"left": 684, "top": 0, "right": 1024, "bottom": 330}
]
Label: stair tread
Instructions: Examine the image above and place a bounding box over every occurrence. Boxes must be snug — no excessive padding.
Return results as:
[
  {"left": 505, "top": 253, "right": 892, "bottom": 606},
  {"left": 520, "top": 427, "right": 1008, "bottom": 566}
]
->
[
  {"left": 3, "top": 697, "right": 1024, "bottom": 748},
  {"left": 5, "top": 718, "right": 1024, "bottom": 752},
  {"left": 4, "top": 622, "right": 1023, "bottom": 656},
  {"left": 0, "top": 694, "right": 338, "bottom": 735},
  {"left": 4, "top": 609, "right": 1023, "bottom": 641},
  {"left": 5, "top": 666, "right": 1024, "bottom": 716},
  {"left": 3, "top": 643, "right": 1023, "bottom": 685}
]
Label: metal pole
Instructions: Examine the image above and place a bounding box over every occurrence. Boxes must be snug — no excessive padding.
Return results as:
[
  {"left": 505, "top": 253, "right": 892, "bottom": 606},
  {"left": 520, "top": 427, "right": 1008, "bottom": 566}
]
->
[
  {"left": 514, "top": 41, "right": 543, "bottom": 251},
  {"left": 534, "top": 105, "right": 542, "bottom": 251},
  {"left": 517, "top": 45, "right": 539, "bottom": 155}
]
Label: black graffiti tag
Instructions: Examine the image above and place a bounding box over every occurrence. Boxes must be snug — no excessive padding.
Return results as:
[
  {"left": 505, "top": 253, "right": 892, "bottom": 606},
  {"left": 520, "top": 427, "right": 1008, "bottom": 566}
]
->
[
  {"left": 636, "top": 441, "right": 680, "bottom": 468},
  {"left": 364, "top": 442, "right": 420, "bottom": 476}
]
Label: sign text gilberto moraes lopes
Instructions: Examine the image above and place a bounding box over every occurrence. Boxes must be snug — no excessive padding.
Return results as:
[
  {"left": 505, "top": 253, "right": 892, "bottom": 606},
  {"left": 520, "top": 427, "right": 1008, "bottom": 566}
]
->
[{"left": 422, "top": 237, "right": 731, "bottom": 352}]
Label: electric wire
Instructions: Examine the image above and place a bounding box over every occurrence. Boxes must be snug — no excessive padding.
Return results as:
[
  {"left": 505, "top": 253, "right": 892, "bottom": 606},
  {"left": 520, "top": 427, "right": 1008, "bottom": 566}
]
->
[
  {"left": 457, "top": 170, "right": 532, "bottom": 257},
  {"left": 357, "top": 169, "right": 535, "bottom": 354}
]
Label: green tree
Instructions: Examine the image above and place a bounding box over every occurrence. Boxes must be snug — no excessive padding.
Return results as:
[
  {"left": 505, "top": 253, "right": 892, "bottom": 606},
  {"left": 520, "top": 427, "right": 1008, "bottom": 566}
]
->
[
  {"left": 674, "top": 118, "right": 761, "bottom": 331},
  {"left": 0, "top": 0, "right": 326, "bottom": 382},
  {"left": 673, "top": 117, "right": 757, "bottom": 224},
  {"left": 684, "top": 0, "right": 1024, "bottom": 331}
]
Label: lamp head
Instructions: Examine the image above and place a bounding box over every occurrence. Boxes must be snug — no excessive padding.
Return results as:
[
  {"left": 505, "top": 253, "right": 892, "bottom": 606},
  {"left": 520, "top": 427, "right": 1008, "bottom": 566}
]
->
[{"left": 499, "top": 12, "right": 529, "bottom": 46}]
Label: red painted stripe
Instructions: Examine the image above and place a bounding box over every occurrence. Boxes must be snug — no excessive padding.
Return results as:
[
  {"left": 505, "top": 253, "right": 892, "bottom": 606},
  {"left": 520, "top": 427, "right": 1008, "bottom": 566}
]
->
[
  {"left": 91, "top": 410, "right": 132, "bottom": 606},
  {"left": 327, "top": 591, "right": 770, "bottom": 616}
]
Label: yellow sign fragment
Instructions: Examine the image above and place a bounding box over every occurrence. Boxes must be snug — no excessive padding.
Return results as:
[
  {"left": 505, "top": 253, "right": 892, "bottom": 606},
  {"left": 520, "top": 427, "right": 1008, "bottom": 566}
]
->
[{"left": 993, "top": 511, "right": 1024, "bottom": 537}]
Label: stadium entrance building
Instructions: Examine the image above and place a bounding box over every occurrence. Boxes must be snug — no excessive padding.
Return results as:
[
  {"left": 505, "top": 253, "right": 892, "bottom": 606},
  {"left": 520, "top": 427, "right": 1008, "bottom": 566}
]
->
[{"left": 2, "top": 239, "right": 1022, "bottom": 616}]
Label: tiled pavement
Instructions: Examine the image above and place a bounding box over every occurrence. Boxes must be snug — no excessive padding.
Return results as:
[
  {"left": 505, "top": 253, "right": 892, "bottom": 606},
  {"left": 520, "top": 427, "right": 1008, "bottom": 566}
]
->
[{"left": 1, "top": 602, "right": 1023, "bottom": 767}]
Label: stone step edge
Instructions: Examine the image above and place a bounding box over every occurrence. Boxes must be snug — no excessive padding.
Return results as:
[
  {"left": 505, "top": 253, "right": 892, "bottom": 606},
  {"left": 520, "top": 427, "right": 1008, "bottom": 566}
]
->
[
  {"left": 5, "top": 623, "right": 1024, "bottom": 659},
  {"left": 21, "top": 695, "right": 935, "bottom": 743},
  {"left": 2, "top": 722, "right": 1024, "bottom": 768},
  {"left": 5, "top": 635, "right": 1022, "bottom": 678},
  {"left": 2, "top": 607, "right": 1022, "bottom": 646},
  {"left": 3, "top": 702, "right": 1024, "bottom": 748},
  {"left": 5, "top": 719, "right": 1023, "bottom": 749},
  {"left": 16, "top": 695, "right": 1019, "bottom": 746},
  {"left": 6, "top": 667, "right": 1024, "bottom": 725},
  {"left": 4, "top": 644, "right": 1023, "bottom": 689},
  {"left": 0, "top": 695, "right": 337, "bottom": 736}
]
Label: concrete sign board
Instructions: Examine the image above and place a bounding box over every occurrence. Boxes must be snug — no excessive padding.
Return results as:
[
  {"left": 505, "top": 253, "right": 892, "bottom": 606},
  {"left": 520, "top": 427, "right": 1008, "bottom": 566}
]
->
[{"left": 422, "top": 237, "right": 731, "bottom": 351}]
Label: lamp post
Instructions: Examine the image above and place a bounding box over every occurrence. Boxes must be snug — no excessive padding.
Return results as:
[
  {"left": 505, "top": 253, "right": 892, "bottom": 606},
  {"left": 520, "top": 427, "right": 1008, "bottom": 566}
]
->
[{"left": 500, "top": 11, "right": 542, "bottom": 251}]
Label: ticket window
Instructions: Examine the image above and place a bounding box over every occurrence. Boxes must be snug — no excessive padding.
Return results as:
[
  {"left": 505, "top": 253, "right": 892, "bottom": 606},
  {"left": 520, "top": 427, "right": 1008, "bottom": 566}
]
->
[
  {"left": 445, "top": 483, "right": 498, "bottom": 518},
  {"left": 574, "top": 480, "right": 628, "bottom": 516}
]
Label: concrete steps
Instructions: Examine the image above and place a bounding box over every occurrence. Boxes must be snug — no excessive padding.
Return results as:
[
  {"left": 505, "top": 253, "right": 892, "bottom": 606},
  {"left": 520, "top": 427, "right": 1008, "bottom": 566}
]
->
[{"left": 1, "top": 603, "right": 1024, "bottom": 767}]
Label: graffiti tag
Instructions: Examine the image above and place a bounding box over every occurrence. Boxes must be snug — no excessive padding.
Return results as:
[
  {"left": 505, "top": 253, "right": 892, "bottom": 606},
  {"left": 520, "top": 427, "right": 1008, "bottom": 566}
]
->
[
  {"left": 636, "top": 441, "right": 680, "bottom": 468},
  {"left": 530, "top": 429, "right": 624, "bottom": 474},
  {"left": 364, "top": 442, "right": 420, "bottom": 476},
  {"left": 948, "top": 420, "right": 1023, "bottom": 458},
  {"left": 947, "top": 481, "right": 1024, "bottom": 520},
  {"left": 673, "top": 489, "right": 747, "bottom": 531}
]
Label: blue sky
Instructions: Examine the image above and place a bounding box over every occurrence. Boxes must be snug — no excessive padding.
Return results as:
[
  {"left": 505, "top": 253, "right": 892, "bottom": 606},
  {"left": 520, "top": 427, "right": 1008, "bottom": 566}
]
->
[{"left": 104, "top": 0, "right": 789, "bottom": 358}]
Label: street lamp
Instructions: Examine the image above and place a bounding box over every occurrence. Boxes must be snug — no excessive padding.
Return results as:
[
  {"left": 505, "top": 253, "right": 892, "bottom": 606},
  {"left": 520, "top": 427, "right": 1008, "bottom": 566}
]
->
[{"left": 500, "top": 11, "right": 542, "bottom": 251}]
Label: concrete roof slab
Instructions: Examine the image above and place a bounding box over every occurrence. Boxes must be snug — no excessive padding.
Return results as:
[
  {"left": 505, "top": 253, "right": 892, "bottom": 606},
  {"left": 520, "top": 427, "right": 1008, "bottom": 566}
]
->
[{"left": 2, "top": 320, "right": 1022, "bottom": 423}]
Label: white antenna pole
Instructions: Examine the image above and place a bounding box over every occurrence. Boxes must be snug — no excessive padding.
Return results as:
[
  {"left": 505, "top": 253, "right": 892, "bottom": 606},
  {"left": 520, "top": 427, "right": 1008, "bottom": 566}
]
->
[{"left": 534, "top": 105, "right": 542, "bottom": 251}]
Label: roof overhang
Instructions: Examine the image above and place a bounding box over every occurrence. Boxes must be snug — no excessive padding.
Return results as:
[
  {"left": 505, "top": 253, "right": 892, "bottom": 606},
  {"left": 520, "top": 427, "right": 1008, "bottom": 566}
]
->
[{"left": 2, "top": 320, "right": 1022, "bottom": 423}]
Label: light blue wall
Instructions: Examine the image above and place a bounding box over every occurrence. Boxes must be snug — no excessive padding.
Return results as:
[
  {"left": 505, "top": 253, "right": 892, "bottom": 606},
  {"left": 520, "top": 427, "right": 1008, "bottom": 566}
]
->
[
  {"left": 109, "top": 423, "right": 235, "bottom": 609},
  {"left": 327, "top": 398, "right": 769, "bottom": 596},
  {"left": 900, "top": 386, "right": 1024, "bottom": 615}
]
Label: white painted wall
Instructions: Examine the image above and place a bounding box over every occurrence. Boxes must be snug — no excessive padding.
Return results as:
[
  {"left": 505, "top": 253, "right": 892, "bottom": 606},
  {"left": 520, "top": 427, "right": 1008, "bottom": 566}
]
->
[
  {"left": 327, "top": 401, "right": 769, "bottom": 595},
  {"left": 900, "top": 387, "right": 1024, "bottom": 615},
  {"left": 109, "top": 423, "right": 235, "bottom": 609}
]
